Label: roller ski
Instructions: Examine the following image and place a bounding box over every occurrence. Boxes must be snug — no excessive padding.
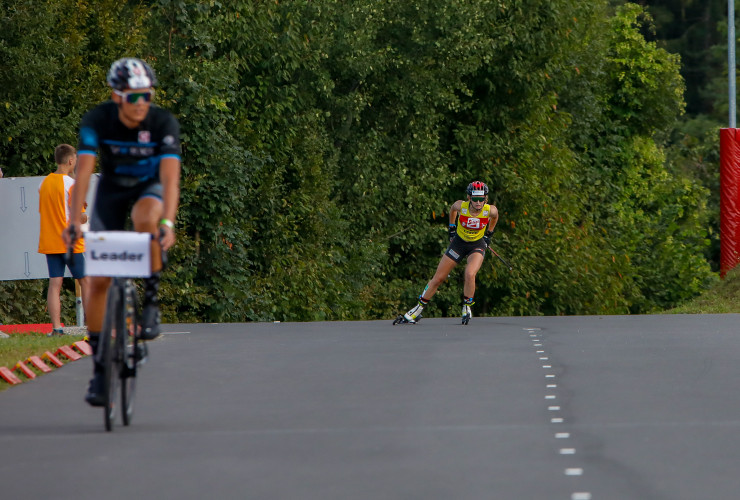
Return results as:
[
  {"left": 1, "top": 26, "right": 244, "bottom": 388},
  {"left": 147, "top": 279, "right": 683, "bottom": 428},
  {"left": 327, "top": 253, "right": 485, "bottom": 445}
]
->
[
  {"left": 461, "top": 305, "right": 472, "bottom": 325},
  {"left": 393, "top": 300, "right": 425, "bottom": 325},
  {"left": 461, "top": 298, "right": 474, "bottom": 325}
]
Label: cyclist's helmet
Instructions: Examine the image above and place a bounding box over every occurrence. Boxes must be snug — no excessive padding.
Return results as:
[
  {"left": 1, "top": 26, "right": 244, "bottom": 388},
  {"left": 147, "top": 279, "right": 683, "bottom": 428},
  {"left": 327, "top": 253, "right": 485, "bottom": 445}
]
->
[
  {"left": 107, "top": 58, "right": 157, "bottom": 90},
  {"left": 466, "top": 181, "right": 489, "bottom": 197}
]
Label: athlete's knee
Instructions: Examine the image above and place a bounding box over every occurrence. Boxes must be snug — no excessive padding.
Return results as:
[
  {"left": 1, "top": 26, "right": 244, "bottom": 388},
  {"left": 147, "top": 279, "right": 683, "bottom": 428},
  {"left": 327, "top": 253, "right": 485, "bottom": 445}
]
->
[
  {"left": 132, "top": 214, "right": 159, "bottom": 233},
  {"left": 88, "top": 276, "right": 111, "bottom": 295},
  {"left": 429, "top": 275, "right": 446, "bottom": 289},
  {"left": 132, "top": 199, "right": 162, "bottom": 231}
]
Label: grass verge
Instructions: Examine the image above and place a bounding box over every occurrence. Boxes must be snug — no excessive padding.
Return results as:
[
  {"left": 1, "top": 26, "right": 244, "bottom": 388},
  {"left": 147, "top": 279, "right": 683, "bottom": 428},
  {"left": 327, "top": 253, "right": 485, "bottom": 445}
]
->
[
  {"left": 0, "top": 333, "right": 86, "bottom": 392},
  {"left": 665, "top": 267, "right": 740, "bottom": 314}
]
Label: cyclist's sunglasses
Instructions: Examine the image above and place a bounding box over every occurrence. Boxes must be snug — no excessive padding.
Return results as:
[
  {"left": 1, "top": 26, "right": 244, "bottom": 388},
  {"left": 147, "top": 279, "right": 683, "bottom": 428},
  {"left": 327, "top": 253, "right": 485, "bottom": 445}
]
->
[
  {"left": 470, "top": 196, "right": 486, "bottom": 202},
  {"left": 115, "top": 89, "right": 154, "bottom": 104}
]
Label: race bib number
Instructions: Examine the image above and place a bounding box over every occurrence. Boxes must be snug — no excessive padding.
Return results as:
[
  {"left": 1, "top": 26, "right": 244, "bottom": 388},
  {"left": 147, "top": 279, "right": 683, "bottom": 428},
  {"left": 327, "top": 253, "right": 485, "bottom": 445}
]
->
[
  {"left": 464, "top": 218, "right": 481, "bottom": 229},
  {"left": 84, "top": 231, "right": 152, "bottom": 277}
]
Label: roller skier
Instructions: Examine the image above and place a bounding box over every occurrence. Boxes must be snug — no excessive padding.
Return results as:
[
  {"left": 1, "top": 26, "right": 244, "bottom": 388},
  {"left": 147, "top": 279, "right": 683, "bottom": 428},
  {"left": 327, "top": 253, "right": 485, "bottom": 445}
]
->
[{"left": 394, "top": 181, "right": 498, "bottom": 325}]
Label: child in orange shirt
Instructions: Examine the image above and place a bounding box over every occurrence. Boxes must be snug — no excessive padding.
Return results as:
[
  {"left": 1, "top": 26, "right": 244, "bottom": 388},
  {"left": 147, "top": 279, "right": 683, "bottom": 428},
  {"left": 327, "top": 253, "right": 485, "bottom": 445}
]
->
[{"left": 38, "top": 144, "right": 88, "bottom": 335}]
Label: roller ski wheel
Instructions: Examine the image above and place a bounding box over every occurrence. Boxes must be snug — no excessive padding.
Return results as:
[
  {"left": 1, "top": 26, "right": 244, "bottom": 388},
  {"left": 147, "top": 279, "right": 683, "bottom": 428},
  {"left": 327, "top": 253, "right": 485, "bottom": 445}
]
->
[
  {"left": 393, "top": 314, "right": 421, "bottom": 325},
  {"left": 461, "top": 304, "right": 472, "bottom": 325}
]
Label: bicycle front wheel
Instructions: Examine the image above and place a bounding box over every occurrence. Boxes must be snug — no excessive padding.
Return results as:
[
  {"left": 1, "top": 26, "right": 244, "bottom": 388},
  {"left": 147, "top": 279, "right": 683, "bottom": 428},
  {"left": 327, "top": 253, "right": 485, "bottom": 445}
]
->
[
  {"left": 102, "top": 283, "right": 122, "bottom": 432},
  {"left": 121, "top": 282, "right": 138, "bottom": 426}
]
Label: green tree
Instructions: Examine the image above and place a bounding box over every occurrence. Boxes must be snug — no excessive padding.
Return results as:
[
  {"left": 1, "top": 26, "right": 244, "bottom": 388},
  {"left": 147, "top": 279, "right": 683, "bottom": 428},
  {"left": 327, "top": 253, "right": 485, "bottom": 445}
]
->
[
  {"left": 0, "top": 0, "right": 149, "bottom": 177},
  {"left": 0, "top": 0, "right": 149, "bottom": 325},
  {"left": 0, "top": 0, "right": 719, "bottom": 323},
  {"left": 560, "top": 3, "right": 715, "bottom": 312}
]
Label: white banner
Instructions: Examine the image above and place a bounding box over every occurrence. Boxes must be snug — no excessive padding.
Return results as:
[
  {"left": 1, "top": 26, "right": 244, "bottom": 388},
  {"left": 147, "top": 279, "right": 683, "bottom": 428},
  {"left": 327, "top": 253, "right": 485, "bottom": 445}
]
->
[
  {"left": 85, "top": 231, "right": 152, "bottom": 278},
  {"left": 0, "top": 174, "right": 98, "bottom": 280}
]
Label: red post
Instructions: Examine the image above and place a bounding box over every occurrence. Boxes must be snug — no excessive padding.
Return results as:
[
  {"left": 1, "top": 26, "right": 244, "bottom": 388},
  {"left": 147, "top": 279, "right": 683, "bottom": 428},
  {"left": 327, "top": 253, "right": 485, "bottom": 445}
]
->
[{"left": 720, "top": 128, "right": 740, "bottom": 277}]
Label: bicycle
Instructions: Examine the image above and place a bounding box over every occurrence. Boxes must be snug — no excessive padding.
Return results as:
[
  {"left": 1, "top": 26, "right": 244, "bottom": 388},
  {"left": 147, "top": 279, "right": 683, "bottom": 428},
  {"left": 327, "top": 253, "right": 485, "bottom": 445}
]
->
[
  {"left": 71, "top": 229, "right": 164, "bottom": 431},
  {"left": 99, "top": 268, "right": 143, "bottom": 430}
]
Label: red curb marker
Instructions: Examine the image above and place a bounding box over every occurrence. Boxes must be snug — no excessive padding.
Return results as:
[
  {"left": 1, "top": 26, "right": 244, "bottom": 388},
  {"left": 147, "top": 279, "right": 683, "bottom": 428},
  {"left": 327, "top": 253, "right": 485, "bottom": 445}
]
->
[
  {"left": 0, "top": 324, "right": 62, "bottom": 335},
  {"left": 43, "top": 351, "right": 64, "bottom": 368},
  {"left": 56, "top": 345, "right": 82, "bottom": 361},
  {"left": 14, "top": 362, "right": 36, "bottom": 380},
  {"left": 28, "top": 356, "right": 52, "bottom": 373},
  {"left": 0, "top": 366, "right": 22, "bottom": 385},
  {"left": 72, "top": 341, "right": 92, "bottom": 356}
]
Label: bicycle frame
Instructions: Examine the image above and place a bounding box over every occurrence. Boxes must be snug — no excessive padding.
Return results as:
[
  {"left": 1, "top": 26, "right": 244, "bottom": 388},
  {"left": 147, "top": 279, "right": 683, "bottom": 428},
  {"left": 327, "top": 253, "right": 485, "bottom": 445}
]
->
[
  {"left": 100, "top": 275, "right": 142, "bottom": 431},
  {"left": 84, "top": 230, "right": 167, "bottom": 431}
]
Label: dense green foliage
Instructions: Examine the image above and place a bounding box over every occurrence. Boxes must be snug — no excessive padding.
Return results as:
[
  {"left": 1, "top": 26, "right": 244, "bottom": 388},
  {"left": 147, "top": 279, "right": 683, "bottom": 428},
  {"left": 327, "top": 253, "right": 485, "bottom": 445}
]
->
[
  {"left": 628, "top": 0, "right": 731, "bottom": 271},
  {"left": 0, "top": 0, "right": 717, "bottom": 323}
]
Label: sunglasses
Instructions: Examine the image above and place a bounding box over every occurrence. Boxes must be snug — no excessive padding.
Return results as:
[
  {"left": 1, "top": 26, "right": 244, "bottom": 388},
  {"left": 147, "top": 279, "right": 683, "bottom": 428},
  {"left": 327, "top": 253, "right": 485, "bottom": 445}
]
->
[
  {"left": 115, "top": 89, "right": 154, "bottom": 104},
  {"left": 470, "top": 196, "right": 486, "bottom": 202}
]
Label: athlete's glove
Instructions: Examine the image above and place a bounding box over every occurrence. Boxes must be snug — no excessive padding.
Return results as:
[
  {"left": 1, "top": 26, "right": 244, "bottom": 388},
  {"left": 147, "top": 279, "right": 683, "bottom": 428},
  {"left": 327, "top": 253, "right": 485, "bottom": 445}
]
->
[
  {"left": 448, "top": 224, "right": 457, "bottom": 241},
  {"left": 483, "top": 229, "right": 495, "bottom": 247}
]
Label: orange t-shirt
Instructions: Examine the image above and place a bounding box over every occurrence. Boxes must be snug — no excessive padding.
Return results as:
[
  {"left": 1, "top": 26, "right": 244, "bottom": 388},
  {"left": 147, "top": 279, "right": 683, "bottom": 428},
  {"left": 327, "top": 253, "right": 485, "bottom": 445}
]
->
[{"left": 38, "top": 173, "right": 85, "bottom": 254}]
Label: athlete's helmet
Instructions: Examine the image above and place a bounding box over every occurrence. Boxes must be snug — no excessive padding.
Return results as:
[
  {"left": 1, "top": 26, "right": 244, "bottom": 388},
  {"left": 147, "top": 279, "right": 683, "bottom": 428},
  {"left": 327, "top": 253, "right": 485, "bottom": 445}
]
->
[
  {"left": 466, "top": 181, "right": 489, "bottom": 197},
  {"left": 107, "top": 58, "right": 157, "bottom": 90}
]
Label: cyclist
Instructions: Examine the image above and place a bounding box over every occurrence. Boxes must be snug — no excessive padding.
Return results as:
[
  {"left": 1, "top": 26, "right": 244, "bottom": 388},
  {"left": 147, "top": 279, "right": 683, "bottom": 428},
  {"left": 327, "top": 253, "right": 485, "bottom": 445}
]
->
[
  {"left": 64, "top": 58, "right": 181, "bottom": 406},
  {"left": 402, "top": 181, "right": 498, "bottom": 323}
]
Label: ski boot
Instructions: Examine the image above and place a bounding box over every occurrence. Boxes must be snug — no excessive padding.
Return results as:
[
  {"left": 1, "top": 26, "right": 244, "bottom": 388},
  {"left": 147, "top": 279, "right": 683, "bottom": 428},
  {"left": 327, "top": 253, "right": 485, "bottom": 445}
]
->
[
  {"left": 393, "top": 302, "right": 424, "bottom": 325},
  {"left": 461, "top": 296, "right": 475, "bottom": 325},
  {"left": 462, "top": 297, "right": 475, "bottom": 325},
  {"left": 461, "top": 303, "right": 473, "bottom": 325}
]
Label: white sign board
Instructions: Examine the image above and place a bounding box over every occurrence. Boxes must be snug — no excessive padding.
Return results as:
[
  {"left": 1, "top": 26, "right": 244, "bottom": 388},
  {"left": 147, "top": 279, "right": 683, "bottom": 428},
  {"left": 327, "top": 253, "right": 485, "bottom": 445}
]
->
[
  {"left": 85, "top": 231, "right": 152, "bottom": 278},
  {"left": 0, "top": 175, "right": 98, "bottom": 280}
]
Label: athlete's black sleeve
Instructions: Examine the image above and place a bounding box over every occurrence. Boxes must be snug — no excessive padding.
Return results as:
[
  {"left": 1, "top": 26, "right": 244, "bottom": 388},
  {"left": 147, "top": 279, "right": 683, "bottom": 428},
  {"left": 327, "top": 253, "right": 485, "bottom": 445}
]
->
[
  {"left": 78, "top": 104, "right": 106, "bottom": 156},
  {"left": 157, "top": 111, "right": 181, "bottom": 158}
]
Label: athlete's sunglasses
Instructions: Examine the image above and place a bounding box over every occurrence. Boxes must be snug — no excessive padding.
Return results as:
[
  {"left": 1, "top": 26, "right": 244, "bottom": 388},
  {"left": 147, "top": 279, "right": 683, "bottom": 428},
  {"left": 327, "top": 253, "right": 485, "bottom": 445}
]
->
[
  {"left": 470, "top": 196, "right": 486, "bottom": 202},
  {"left": 115, "top": 89, "right": 154, "bottom": 104}
]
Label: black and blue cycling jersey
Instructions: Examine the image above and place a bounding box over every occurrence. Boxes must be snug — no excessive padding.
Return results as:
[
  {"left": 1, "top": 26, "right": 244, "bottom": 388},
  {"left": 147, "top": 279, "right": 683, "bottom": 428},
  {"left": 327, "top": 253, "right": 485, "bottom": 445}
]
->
[
  {"left": 78, "top": 101, "right": 181, "bottom": 183},
  {"left": 78, "top": 100, "right": 181, "bottom": 231}
]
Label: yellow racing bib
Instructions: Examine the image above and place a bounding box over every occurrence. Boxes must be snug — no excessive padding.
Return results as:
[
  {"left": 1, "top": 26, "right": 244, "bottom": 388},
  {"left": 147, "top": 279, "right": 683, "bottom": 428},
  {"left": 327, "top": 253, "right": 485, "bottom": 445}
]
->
[{"left": 456, "top": 202, "right": 490, "bottom": 242}]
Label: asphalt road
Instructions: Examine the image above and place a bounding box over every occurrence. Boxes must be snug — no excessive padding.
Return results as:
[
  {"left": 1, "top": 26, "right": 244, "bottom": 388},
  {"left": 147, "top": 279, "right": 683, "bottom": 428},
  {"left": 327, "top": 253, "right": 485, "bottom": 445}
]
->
[{"left": 1, "top": 314, "right": 740, "bottom": 500}]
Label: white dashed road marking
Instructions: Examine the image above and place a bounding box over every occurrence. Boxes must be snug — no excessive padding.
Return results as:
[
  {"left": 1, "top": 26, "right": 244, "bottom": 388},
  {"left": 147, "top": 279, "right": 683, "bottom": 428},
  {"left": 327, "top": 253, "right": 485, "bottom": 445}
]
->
[
  {"left": 572, "top": 493, "right": 592, "bottom": 500},
  {"left": 524, "top": 327, "right": 588, "bottom": 499}
]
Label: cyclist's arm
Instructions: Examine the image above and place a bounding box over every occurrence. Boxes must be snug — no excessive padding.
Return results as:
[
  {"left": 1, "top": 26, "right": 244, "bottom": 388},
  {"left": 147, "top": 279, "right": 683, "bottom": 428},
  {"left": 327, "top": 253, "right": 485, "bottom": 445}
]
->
[
  {"left": 159, "top": 156, "right": 180, "bottom": 251},
  {"left": 64, "top": 153, "right": 95, "bottom": 244}
]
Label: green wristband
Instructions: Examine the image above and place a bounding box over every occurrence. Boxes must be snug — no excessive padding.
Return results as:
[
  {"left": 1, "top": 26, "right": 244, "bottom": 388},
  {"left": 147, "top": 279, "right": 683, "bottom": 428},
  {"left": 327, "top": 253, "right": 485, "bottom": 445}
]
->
[{"left": 160, "top": 218, "right": 175, "bottom": 229}]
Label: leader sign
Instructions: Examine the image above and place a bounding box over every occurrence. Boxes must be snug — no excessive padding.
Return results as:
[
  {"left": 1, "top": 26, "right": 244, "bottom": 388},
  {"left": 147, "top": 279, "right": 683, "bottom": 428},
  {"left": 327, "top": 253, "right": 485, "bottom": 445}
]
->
[{"left": 85, "top": 231, "right": 152, "bottom": 277}]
